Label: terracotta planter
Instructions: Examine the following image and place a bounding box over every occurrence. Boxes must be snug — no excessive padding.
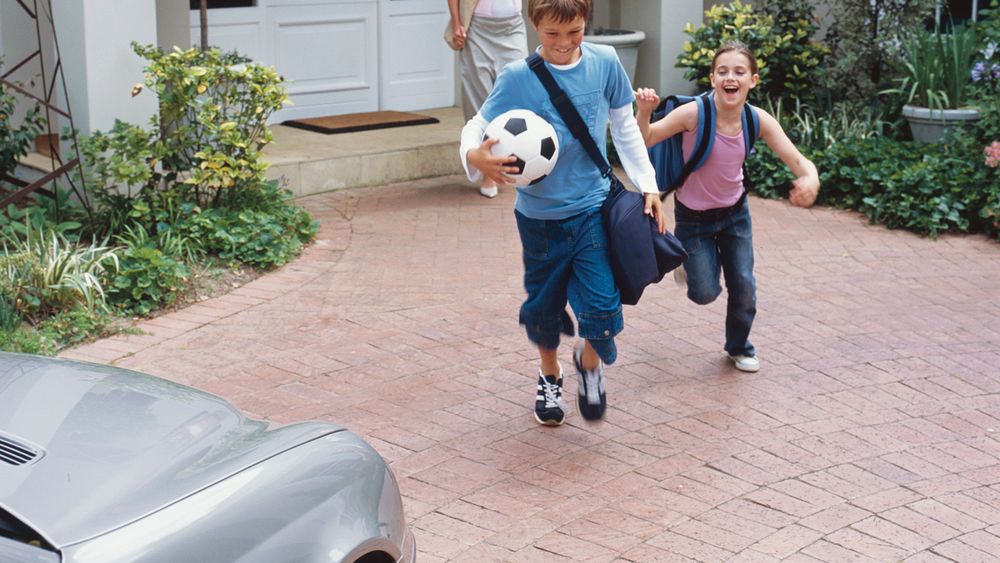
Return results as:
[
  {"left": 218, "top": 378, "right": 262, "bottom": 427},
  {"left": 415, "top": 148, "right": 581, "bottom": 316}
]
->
[
  {"left": 583, "top": 29, "right": 645, "bottom": 84},
  {"left": 902, "top": 105, "right": 981, "bottom": 143}
]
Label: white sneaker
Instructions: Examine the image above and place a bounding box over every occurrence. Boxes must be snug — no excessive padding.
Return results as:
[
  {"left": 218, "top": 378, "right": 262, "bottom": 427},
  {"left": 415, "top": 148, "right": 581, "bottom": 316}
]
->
[
  {"left": 479, "top": 185, "right": 498, "bottom": 198},
  {"left": 729, "top": 354, "right": 760, "bottom": 373},
  {"left": 673, "top": 265, "right": 687, "bottom": 286}
]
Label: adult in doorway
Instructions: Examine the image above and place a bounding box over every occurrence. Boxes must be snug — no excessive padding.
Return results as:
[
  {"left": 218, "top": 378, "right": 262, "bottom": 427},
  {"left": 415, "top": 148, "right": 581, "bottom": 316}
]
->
[{"left": 447, "top": 0, "right": 529, "bottom": 198}]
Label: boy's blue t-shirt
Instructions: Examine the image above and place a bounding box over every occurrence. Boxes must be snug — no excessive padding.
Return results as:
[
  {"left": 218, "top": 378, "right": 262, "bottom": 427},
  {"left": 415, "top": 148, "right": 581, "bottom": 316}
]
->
[{"left": 479, "top": 43, "right": 633, "bottom": 220}]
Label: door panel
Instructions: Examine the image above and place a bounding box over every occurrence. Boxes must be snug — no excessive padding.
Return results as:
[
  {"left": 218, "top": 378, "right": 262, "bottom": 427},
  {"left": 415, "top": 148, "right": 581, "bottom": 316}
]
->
[
  {"left": 267, "top": 1, "right": 379, "bottom": 120},
  {"left": 378, "top": 0, "right": 454, "bottom": 111}
]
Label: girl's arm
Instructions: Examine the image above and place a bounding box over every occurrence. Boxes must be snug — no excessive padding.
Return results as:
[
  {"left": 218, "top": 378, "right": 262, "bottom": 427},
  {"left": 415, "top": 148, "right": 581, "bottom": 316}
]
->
[
  {"left": 609, "top": 104, "right": 665, "bottom": 233},
  {"left": 634, "top": 88, "right": 697, "bottom": 147},
  {"left": 757, "top": 108, "right": 820, "bottom": 208}
]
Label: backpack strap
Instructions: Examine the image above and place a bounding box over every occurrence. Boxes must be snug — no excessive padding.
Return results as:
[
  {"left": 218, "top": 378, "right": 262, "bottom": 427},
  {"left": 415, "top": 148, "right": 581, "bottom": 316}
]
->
[
  {"left": 741, "top": 103, "right": 760, "bottom": 158},
  {"left": 683, "top": 93, "right": 715, "bottom": 177},
  {"left": 526, "top": 52, "right": 613, "bottom": 178}
]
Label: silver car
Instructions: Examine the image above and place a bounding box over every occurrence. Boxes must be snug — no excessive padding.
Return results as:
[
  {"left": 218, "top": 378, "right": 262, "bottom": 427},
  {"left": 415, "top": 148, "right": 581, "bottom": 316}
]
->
[{"left": 0, "top": 352, "right": 415, "bottom": 563}]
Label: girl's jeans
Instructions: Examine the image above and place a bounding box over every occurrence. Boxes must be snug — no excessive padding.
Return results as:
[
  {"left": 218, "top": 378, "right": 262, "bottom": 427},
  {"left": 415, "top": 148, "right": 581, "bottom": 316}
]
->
[
  {"left": 514, "top": 208, "right": 621, "bottom": 365},
  {"left": 674, "top": 195, "right": 757, "bottom": 358}
]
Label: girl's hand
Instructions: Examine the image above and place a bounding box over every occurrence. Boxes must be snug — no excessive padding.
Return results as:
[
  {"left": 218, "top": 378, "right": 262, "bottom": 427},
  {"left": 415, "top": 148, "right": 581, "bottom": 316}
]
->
[
  {"left": 789, "top": 175, "right": 820, "bottom": 208},
  {"left": 644, "top": 193, "right": 666, "bottom": 234},
  {"left": 467, "top": 138, "right": 518, "bottom": 184},
  {"left": 634, "top": 88, "right": 660, "bottom": 116}
]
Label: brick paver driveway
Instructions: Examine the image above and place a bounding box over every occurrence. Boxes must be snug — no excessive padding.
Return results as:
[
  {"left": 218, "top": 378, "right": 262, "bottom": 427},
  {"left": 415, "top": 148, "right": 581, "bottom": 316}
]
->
[{"left": 67, "top": 176, "right": 1000, "bottom": 562}]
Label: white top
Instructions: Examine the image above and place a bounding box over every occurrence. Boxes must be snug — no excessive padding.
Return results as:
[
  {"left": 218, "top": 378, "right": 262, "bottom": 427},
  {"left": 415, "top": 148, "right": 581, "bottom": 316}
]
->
[{"left": 474, "top": 0, "right": 522, "bottom": 18}]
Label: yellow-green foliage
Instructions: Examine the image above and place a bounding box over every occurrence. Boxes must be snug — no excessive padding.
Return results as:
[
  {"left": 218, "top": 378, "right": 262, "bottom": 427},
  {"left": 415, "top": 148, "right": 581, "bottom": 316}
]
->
[{"left": 675, "top": 0, "right": 827, "bottom": 103}]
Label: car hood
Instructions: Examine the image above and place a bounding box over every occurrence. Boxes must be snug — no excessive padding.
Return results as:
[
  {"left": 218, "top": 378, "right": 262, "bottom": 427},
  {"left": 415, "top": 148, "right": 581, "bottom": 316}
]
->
[{"left": 0, "top": 353, "right": 344, "bottom": 548}]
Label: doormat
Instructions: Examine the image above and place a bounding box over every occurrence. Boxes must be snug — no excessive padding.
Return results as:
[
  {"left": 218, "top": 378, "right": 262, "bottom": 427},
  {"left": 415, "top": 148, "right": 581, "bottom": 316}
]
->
[{"left": 282, "top": 111, "right": 439, "bottom": 135}]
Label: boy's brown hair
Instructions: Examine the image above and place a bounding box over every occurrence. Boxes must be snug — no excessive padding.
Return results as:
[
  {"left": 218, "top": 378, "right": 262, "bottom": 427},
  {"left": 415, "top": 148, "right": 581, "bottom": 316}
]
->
[
  {"left": 527, "top": 0, "right": 590, "bottom": 27},
  {"left": 711, "top": 41, "right": 759, "bottom": 74}
]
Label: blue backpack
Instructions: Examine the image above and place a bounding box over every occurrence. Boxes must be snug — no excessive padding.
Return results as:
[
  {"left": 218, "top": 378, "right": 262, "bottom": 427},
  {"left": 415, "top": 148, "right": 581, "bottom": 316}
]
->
[{"left": 648, "top": 92, "right": 760, "bottom": 194}]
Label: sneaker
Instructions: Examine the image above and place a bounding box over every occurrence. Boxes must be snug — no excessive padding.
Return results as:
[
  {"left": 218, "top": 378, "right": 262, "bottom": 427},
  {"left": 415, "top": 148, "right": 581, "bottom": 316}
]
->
[
  {"left": 573, "top": 342, "right": 606, "bottom": 420},
  {"left": 729, "top": 354, "right": 760, "bottom": 373},
  {"left": 534, "top": 367, "right": 566, "bottom": 426},
  {"left": 673, "top": 264, "right": 687, "bottom": 286},
  {"left": 479, "top": 185, "right": 498, "bottom": 198}
]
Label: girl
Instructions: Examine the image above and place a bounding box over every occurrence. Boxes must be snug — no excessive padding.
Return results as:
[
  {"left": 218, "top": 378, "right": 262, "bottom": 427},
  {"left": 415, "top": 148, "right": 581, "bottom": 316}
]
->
[{"left": 635, "top": 41, "right": 819, "bottom": 373}]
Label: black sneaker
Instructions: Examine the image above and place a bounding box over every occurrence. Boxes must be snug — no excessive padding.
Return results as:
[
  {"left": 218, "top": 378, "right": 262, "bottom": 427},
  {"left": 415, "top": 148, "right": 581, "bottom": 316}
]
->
[
  {"left": 534, "top": 367, "right": 566, "bottom": 426},
  {"left": 574, "top": 342, "right": 606, "bottom": 420}
]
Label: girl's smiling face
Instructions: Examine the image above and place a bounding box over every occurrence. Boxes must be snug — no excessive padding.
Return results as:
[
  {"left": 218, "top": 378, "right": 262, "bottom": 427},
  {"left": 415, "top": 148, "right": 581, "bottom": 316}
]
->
[
  {"left": 710, "top": 51, "right": 759, "bottom": 106},
  {"left": 534, "top": 14, "right": 586, "bottom": 65}
]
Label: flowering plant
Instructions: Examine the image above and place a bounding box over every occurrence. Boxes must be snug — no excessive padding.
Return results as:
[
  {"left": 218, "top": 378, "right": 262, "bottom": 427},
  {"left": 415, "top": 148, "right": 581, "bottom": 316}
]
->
[
  {"left": 971, "top": 44, "right": 1000, "bottom": 84},
  {"left": 986, "top": 140, "right": 1000, "bottom": 168}
]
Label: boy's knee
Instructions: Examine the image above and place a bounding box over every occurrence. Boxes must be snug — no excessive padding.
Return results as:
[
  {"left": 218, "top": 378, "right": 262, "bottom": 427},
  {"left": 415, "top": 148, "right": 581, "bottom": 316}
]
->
[{"left": 688, "top": 287, "right": 721, "bottom": 305}]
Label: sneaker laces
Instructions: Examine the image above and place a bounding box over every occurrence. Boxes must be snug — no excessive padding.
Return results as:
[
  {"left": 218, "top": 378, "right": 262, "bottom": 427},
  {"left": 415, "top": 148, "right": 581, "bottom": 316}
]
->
[
  {"left": 540, "top": 377, "right": 563, "bottom": 409},
  {"left": 582, "top": 370, "right": 603, "bottom": 405}
]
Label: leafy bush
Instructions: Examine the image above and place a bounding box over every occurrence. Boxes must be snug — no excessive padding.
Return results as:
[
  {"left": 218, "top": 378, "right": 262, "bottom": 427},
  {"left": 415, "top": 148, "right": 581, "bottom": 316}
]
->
[
  {"left": 132, "top": 43, "right": 287, "bottom": 204},
  {"left": 78, "top": 44, "right": 289, "bottom": 237},
  {"left": 0, "top": 305, "right": 130, "bottom": 355},
  {"left": 823, "top": 0, "right": 937, "bottom": 103},
  {"left": 675, "top": 0, "right": 827, "bottom": 103},
  {"left": 750, "top": 133, "right": 1000, "bottom": 239},
  {"left": 108, "top": 225, "right": 189, "bottom": 316},
  {"left": 179, "top": 180, "right": 318, "bottom": 269}
]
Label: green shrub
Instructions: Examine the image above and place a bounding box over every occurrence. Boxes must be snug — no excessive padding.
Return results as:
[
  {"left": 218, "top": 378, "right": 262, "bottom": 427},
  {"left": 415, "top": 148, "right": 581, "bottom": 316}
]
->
[
  {"left": 0, "top": 306, "right": 129, "bottom": 355},
  {"left": 132, "top": 43, "right": 287, "bottom": 205},
  {"left": 78, "top": 44, "right": 289, "bottom": 236},
  {"left": 180, "top": 181, "right": 318, "bottom": 269},
  {"left": 675, "top": 0, "right": 827, "bottom": 103},
  {"left": 750, "top": 133, "right": 1000, "bottom": 239},
  {"left": 108, "top": 226, "right": 189, "bottom": 316},
  {"left": 823, "top": 0, "right": 936, "bottom": 103}
]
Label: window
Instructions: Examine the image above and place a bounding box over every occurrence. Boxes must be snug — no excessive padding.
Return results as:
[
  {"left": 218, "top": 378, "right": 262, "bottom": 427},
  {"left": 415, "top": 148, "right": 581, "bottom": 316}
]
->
[{"left": 189, "top": 0, "right": 255, "bottom": 9}]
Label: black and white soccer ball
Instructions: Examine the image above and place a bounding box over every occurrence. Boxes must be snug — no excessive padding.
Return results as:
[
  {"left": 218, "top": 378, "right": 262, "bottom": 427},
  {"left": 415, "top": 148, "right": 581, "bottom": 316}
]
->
[{"left": 483, "top": 109, "right": 559, "bottom": 186}]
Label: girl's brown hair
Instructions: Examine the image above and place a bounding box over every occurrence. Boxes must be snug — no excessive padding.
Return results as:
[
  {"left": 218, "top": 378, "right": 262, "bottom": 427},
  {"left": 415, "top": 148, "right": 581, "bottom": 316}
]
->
[
  {"left": 711, "top": 41, "right": 758, "bottom": 74},
  {"left": 528, "top": 0, "right": 590, "bottom": 26}
]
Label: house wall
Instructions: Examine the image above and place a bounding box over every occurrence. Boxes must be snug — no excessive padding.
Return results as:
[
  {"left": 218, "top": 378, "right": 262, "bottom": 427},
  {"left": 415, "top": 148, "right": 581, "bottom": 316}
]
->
[
  {"left": 157, "top": 0, "right": 191, "bottom": 51},
  {"left": 53, "top": 0, "right": 159, "bottom": 135}
]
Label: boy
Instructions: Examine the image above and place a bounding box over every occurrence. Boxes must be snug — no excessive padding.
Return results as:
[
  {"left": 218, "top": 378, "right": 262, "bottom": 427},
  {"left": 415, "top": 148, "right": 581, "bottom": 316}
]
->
[{"left": 460, "top": 0, "right": 665, "bottom": 424}]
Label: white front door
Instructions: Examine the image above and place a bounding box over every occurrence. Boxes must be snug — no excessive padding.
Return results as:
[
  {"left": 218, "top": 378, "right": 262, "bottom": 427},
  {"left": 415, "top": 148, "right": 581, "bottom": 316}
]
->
[
  {"left": 191, "top": 0, "right": 454, "bottom": 119},
  {"left": 377, "top": 0, "right": 454, "bottom": 111},
  {"left": 267, "top": 0, "right": 380, "bottom": 120}
]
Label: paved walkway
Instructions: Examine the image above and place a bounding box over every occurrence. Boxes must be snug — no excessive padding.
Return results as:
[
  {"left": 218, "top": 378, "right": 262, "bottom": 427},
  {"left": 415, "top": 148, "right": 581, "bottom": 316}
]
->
[{"left": 65, "top": 177, "right": 1000, "bottom": 562}]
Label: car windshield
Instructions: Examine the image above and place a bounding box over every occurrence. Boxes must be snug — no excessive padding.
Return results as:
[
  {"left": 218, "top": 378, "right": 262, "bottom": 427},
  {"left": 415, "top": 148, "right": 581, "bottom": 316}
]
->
[{"left": 0, "top": 507, "right": 54, "bottom": 552}]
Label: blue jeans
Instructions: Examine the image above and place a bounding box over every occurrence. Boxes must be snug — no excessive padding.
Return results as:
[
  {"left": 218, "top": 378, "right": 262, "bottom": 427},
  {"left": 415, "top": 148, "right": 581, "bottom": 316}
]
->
[
  {"left": 674, "top": 196, "right": 757, "bottom": 357},
  {"left": 515, "top": 208, "right": 621, "bottom": 365}
]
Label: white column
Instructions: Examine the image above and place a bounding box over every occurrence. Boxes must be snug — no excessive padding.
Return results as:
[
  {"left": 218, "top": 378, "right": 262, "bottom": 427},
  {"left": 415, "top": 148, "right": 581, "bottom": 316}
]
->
[
  {"left": 620, "top": 0, "right": 703, "bottom": 96},
  {"left": 53, "top": 0, "right": 158, "bottom": 135}
]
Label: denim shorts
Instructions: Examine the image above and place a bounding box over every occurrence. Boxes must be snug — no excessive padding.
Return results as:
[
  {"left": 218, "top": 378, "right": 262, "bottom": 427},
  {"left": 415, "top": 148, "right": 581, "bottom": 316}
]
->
[{"left": 514, "top": 207, "right": 622, "bottom": 365}]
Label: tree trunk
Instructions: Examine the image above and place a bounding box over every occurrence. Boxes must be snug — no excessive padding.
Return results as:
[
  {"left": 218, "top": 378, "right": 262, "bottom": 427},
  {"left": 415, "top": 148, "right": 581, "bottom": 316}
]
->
[{"left": 199, "top": 0, "right": 209, "bottom": 51}]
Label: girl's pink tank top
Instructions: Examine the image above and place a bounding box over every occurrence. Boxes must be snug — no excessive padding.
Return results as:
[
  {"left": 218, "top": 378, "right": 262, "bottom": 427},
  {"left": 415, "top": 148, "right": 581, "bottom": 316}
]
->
[{"left": 675, "top": 129, "right": 745, "bottom": 211}]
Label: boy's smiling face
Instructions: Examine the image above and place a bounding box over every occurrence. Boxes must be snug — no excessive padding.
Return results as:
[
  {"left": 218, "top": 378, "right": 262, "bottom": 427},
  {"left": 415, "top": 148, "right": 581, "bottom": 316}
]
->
[
  {"left": 534, "top": 14, "right": 586, "bottom": 65},
  {"left": 710, "top": 51, "right": 759, "bottom": 107}
]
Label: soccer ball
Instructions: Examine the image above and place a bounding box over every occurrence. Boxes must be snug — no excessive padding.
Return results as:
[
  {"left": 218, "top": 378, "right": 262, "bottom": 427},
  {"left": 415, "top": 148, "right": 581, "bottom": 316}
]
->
[{"left": 483, "top": 109, "right": 559, "bottom": 186}]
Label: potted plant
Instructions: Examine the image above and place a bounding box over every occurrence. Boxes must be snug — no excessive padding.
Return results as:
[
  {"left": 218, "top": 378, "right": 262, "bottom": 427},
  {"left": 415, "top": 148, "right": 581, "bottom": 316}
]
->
[
  {"left": 583, "top": 0, "right": 645, "bottom": 83},
  {"left": 887, "top": 25, "right": 980, "bottom": 142}
]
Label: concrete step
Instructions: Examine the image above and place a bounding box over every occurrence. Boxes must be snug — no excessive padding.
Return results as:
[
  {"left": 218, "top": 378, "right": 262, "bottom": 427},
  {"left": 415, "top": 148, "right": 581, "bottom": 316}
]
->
[{"left": 263, "top": 106, "right": 466, "bottom": 197}]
